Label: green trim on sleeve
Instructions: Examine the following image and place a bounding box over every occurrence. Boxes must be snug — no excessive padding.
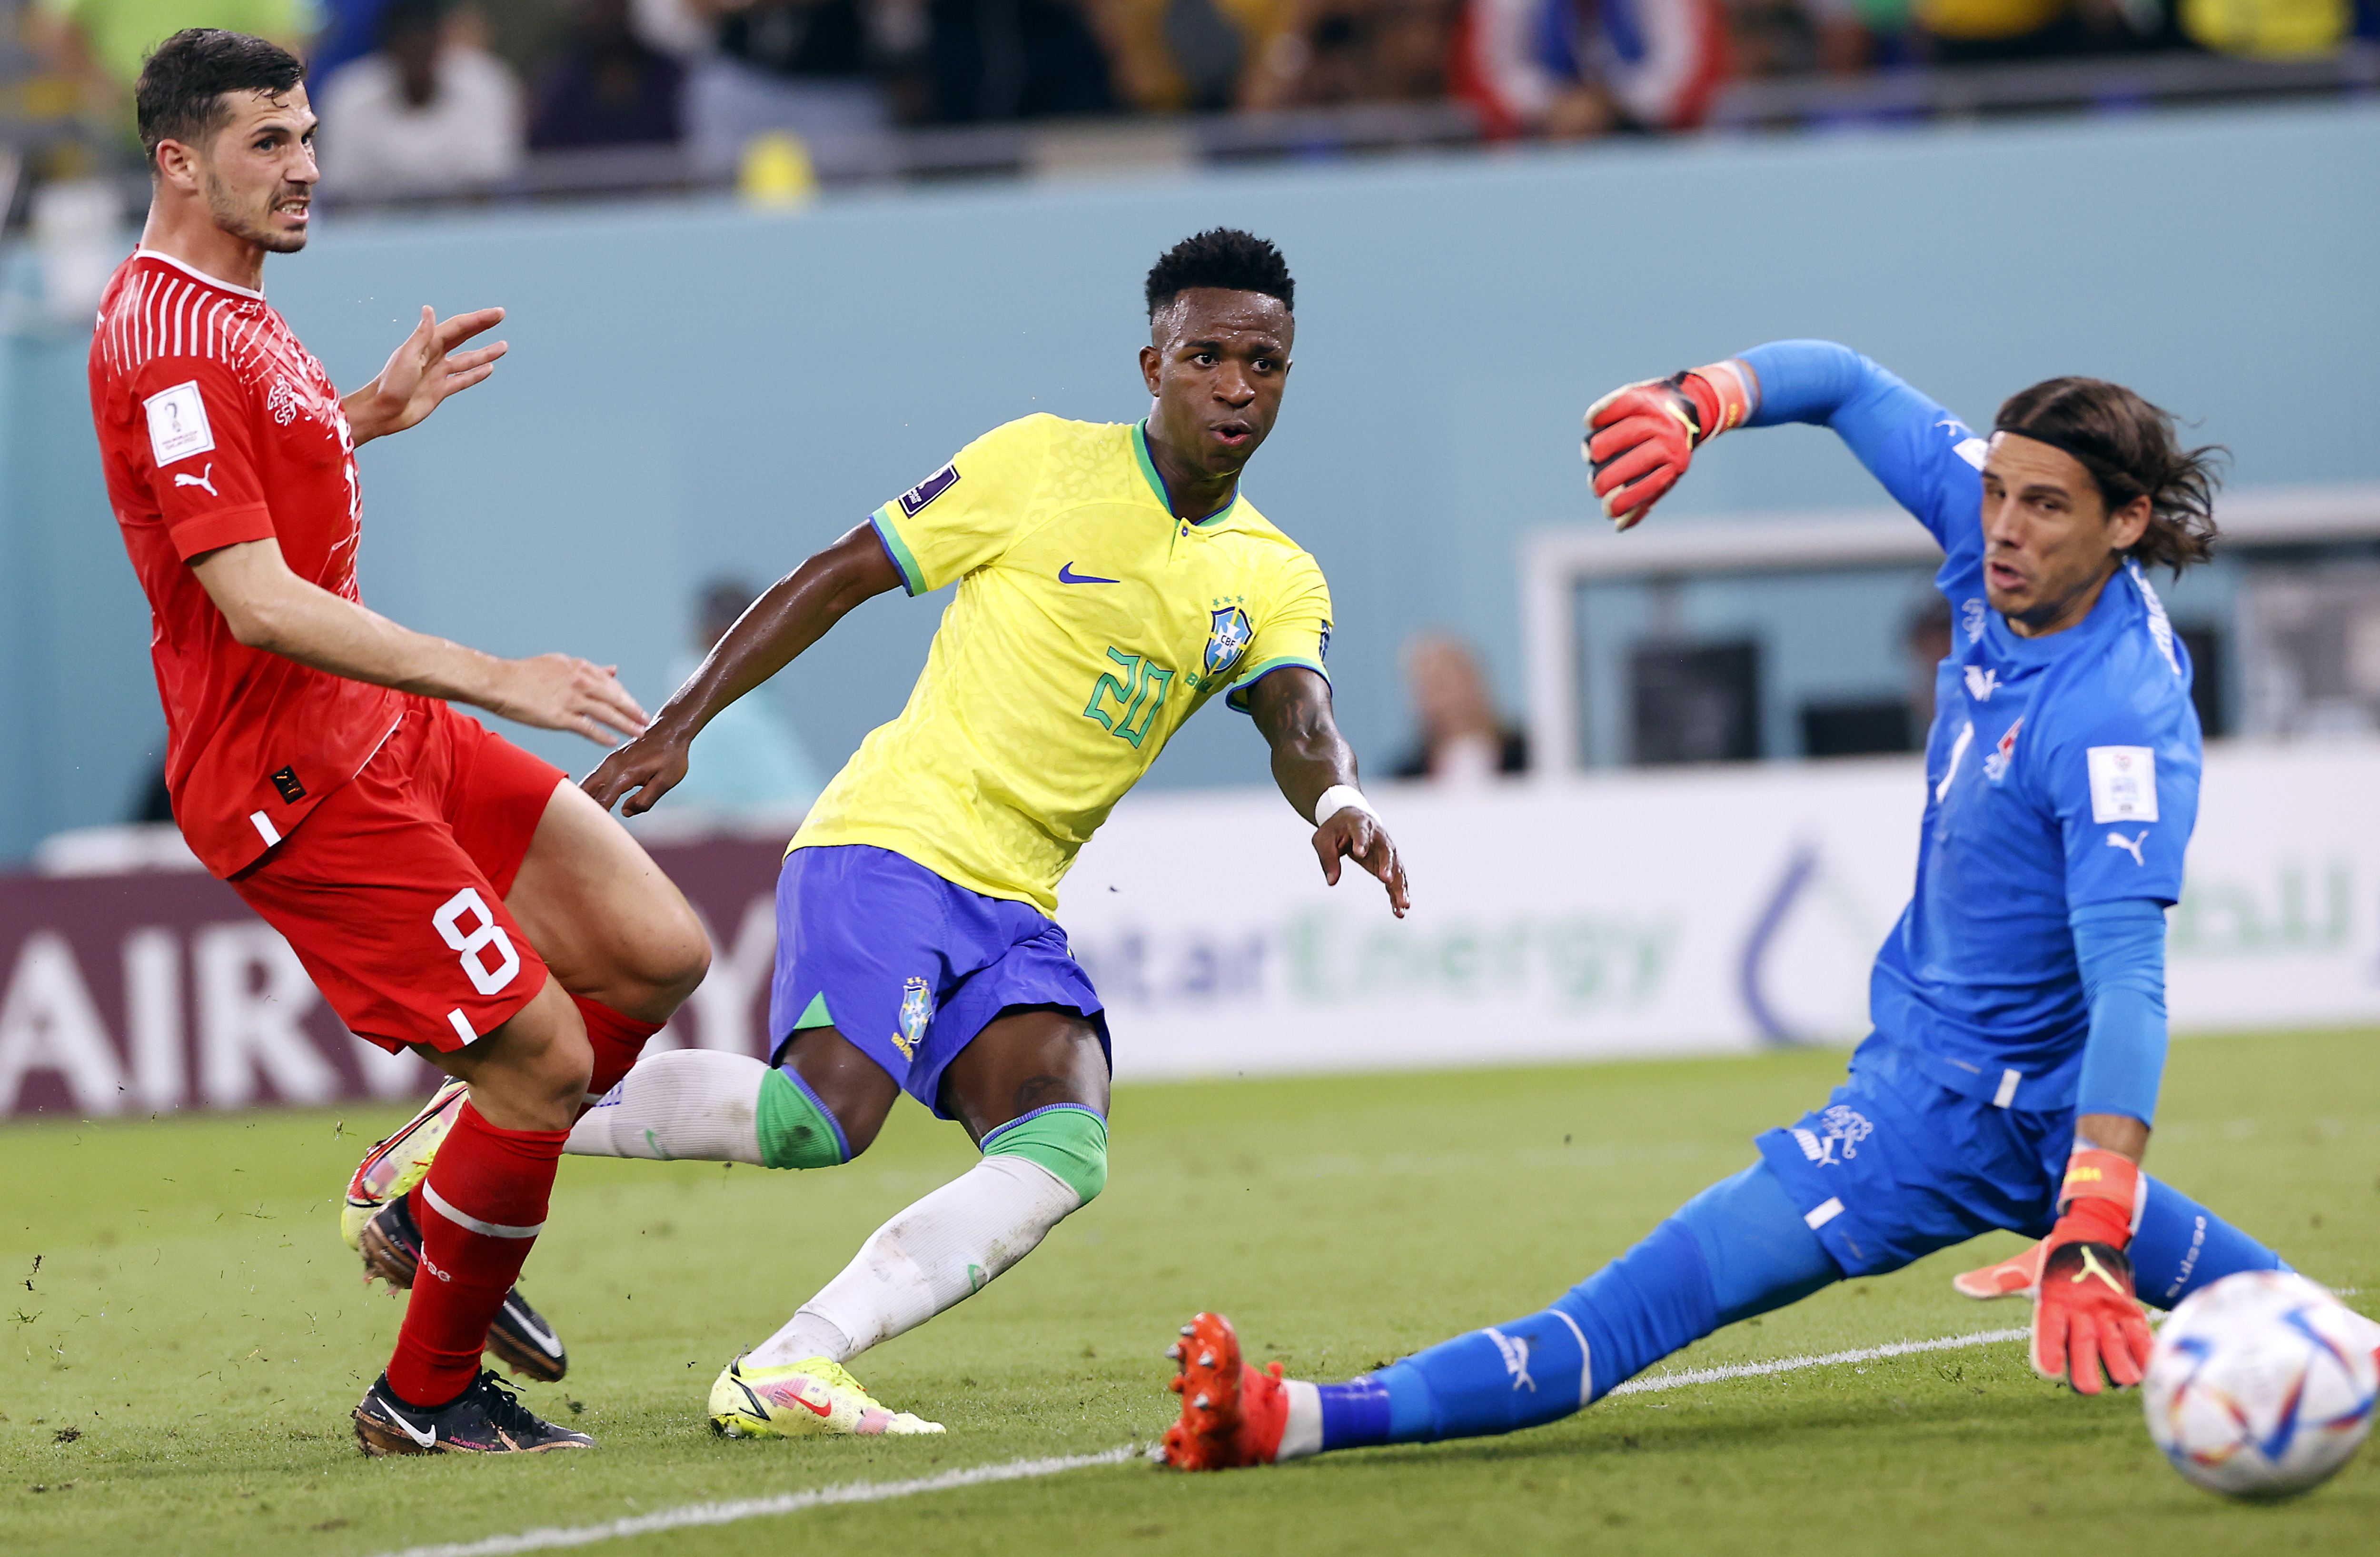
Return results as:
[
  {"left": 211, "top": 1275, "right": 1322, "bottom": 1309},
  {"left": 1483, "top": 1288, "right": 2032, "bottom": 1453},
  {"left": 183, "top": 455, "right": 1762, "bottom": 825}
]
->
[
  {"left": 792, "top": 991, "right": 833, "bottom": 1031},
  {"left": 1225, "top": 655, "right": 1331, "bottom": 714},
  {"left": 869, "top": 506, "right": 927, "bottom": 596}
]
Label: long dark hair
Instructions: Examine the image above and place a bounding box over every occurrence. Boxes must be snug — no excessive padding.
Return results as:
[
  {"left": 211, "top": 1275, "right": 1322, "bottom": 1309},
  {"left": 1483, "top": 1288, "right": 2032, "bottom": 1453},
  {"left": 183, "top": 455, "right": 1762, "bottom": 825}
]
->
[{"left": 1994, "top": 377, "right": 2224, "bottom": 574}]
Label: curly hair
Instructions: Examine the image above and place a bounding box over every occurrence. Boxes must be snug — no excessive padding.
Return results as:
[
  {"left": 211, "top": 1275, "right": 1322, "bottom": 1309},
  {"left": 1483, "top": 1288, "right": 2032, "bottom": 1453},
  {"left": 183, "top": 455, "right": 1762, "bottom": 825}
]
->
[
  {"left": 1993, "top": 377, "right": 2225, "bottom": 575},
  {"left": 136, "top": 29, "right": 305, "bottom": 169},
  {"left": 1145, "top": 228, "right": 1294, "bottom": 318}
]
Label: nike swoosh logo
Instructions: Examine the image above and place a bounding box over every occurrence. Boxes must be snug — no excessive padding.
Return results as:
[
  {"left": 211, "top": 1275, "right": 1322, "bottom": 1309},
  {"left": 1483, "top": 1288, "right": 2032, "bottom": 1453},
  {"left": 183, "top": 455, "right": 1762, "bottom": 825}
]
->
[
  {"left": 771, "top": 1390, "right": 838, "bottom": 1428},
  {"left": 1058, "top": 563, "right": 1119, "bottom": 585},
  {"left": 505, "top": 1297, "right": 564, "bottom": 1357},
  {"left": 383, "top": 1402, "right": 437, "bottom": 1448}
]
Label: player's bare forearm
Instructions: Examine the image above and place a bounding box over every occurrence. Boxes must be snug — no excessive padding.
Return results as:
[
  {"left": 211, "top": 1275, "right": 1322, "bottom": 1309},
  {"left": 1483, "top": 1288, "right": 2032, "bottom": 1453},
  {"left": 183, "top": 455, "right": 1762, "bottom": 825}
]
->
[
  {"left": 1249, "top": 668, "right": 1410, "bottom": 916},
  {"left": 190, "top": 537, "right": 645, "bottom": 743},
  {"left": 664, "top": 526, "right": 900, "bottom": 734},
  {"left": 584, "top": 524, "right": 900, "bottom": 813},
  {"left": 342, "top": 305, "right": 508, "bottom": 446},
  {"left": 1249, "top": 665, "right": 1354, "bottom": 818},
  {"left": 2075, "top": 1113, "right": 2150, "bottom": 1165}
]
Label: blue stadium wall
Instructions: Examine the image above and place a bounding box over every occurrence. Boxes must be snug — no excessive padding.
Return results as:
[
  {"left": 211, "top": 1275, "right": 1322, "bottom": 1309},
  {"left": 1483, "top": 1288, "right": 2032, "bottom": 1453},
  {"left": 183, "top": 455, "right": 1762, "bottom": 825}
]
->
[{"left": 2, "top": 100, "right": 2376, "bottom": 866}]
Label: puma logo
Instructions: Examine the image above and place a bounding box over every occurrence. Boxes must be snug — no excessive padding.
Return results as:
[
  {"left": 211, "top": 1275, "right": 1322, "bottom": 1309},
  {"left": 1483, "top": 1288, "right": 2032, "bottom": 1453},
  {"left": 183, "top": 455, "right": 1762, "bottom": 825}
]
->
[
  {"left": 1486, "top": 1327, "right": 1536, "bottom": 1393},
  {"left": 173, "top": 463, "right": 218, "bottom": 496},
  {"left": 2106, "top": 831, "right": 2148, "bottom": 866},
  {"left": 2070, "top": 1245, "right": 2128, "bottom": 1294}
]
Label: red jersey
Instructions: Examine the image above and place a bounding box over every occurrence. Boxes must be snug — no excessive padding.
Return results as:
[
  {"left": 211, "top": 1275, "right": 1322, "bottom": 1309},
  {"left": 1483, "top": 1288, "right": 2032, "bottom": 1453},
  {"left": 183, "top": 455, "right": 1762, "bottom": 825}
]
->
[{"left": 89, "top": 249, "right": 403, "bottom": 878}]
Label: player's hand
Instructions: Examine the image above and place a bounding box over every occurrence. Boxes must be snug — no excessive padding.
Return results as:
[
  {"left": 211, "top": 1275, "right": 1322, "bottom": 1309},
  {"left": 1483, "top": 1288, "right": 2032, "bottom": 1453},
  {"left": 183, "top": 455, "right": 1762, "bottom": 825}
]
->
[
  {"left": 2031, "top": 1234, "right": 2154, "bottom": 1395},
  {"left": 1585, "top": 377, "right": 1701, "bottom": 531},
  {"left": 347, "top": 305, "right": 508, "bottom": 445},
  {"left": 485, "top": 654, "right": 648, "bottom": 746},
  {"left": 583, "top": 723, "right": 693, "bottom": 816},
  {"left": 1314, "top": 808, "right": 1409, "bottom": 918},
  {"left": 1582, "top": 362, "right": 1755, "bottom": 531},
  {"left": 2030, "top": 1146, "right": 2153, "bottom": 1394}
]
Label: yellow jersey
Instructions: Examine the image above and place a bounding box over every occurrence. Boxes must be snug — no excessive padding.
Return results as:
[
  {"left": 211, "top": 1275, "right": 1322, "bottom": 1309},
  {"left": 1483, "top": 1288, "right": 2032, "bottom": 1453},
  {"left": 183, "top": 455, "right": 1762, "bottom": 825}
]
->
[{"left": 790, "top": 414, "right": 1334, "bottom": 914}]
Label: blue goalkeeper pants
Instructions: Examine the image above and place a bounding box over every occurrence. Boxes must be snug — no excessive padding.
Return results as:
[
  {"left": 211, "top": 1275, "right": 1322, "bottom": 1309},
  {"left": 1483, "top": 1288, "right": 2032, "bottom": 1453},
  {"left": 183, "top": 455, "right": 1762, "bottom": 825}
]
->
[{"left": 1312, "top": 1060, "right": 2287, "bottom": 1451}]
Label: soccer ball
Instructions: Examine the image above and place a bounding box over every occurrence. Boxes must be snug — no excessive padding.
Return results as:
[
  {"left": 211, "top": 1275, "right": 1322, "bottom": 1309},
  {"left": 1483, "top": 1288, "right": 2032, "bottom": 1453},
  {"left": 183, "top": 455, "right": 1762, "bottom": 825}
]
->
[{"left": 2142, "top": 1270, "right": 2379, "bottom": 1500}]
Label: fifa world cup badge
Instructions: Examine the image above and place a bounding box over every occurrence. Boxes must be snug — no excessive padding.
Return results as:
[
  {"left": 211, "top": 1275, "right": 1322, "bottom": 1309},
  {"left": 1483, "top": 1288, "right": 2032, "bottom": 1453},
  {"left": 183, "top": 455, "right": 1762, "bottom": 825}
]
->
[{"left": 892, "top": 977, "right": 933, "bottom": 1061}]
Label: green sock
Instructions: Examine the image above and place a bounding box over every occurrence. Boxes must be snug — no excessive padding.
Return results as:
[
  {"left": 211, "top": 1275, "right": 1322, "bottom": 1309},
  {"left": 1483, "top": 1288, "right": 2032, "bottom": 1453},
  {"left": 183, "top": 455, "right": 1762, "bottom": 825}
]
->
[
  {"left": 755, "top": 1068, "right": 849, "bottom": 1170},
  {"left": 981, "top": 1105, "right": 1108, "bottom": 1203}
]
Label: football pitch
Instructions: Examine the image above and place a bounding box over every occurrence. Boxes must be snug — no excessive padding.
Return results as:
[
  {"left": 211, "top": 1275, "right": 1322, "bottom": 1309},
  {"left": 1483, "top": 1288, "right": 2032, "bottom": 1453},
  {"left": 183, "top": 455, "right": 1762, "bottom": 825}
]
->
[{"left": 4, "top": 1030, "right": 2376, "bottom": 1557}]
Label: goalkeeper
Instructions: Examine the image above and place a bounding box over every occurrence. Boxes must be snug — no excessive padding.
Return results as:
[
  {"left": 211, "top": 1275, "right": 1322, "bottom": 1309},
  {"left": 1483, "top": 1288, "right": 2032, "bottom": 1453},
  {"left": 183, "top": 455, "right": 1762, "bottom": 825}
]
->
[{"left": 1161, "top": 340, "right": 2298, "bottom": 1470}]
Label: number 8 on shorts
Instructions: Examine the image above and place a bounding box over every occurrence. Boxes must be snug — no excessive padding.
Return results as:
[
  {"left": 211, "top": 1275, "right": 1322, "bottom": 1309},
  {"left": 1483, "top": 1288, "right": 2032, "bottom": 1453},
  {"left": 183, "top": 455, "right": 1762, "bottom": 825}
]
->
[{"left": 435, "top": 887, "right": 522, "bottom": 995}]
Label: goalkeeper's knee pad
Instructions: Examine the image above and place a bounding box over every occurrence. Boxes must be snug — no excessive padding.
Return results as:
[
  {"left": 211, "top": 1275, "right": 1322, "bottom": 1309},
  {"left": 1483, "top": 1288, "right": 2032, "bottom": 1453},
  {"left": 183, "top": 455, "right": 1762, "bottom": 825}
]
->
[{"left": 982, "top": 1104, "right": 1108, "bottom": 1205}]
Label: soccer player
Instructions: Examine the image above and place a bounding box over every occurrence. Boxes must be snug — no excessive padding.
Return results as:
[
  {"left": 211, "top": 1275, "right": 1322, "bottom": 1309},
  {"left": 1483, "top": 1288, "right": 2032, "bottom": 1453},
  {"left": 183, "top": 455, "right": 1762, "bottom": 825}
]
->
[
  {"left": 1157, "top": 341, "right": 2299, "bottom": 1469},
  {"left": 91, "top": 30, "right": 710, "bottom": 1454},
  {"left": 558, "top": 228, "right": 1409, "bottom": 1437}
]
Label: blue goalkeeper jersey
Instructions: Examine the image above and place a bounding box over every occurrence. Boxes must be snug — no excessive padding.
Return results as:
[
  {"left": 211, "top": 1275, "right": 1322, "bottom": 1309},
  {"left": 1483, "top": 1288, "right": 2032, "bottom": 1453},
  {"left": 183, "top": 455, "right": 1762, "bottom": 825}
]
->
[{"left": 1739, "top": 341, "right": 2202, "bottom": 1113}]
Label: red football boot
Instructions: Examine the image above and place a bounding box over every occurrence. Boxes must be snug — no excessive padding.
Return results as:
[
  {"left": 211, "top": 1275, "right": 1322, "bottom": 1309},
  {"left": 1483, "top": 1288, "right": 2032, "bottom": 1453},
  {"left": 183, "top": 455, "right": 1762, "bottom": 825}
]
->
[
  {"left": 1952, "top": 1238, "right": 2046, "bottom": 1300},
  {"left": 1159, "top": 1312, "right": 1289, "bottom": 1471}
]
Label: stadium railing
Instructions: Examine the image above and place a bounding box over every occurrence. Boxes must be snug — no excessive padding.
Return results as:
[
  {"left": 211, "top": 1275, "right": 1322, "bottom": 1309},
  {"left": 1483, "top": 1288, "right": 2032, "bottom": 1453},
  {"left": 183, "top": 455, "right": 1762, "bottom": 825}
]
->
[
  {"left": 1708, "top": 44, "right": 2380, "bottom": 131},
  {"left": 308, "top": 100, "right": 1486, "bottom": 211},
  {"left": 5, "top": 47, "right": 2375, "bottom": 223}
]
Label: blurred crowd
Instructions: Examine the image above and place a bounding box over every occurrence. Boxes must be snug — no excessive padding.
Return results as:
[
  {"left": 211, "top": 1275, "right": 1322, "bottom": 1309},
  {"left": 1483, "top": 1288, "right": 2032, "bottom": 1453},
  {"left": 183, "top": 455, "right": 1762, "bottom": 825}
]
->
[{"left": 10, "top": 0, "right": 2378, "bottom": 198}]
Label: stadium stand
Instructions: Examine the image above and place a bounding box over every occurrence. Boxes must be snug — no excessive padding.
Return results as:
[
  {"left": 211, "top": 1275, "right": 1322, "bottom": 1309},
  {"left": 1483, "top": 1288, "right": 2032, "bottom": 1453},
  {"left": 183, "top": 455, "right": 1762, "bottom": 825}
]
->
[{"left": 2, "top": 0, "right": 2376, "bottom": 209}]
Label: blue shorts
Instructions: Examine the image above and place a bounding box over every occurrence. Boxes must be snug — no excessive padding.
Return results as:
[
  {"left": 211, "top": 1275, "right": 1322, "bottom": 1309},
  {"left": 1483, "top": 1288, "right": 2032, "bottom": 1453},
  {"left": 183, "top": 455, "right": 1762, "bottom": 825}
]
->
[
  {"left": 1755, "top": 1038, "right": 2071, "bottom": 1278},
  {"left": 767, "top": 844, "right": 1109, "bottom": 1119}
]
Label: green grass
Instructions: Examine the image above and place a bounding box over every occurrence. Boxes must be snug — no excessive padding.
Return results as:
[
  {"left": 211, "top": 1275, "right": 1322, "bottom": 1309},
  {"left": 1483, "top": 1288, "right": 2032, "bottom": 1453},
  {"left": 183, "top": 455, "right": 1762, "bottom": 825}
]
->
[{"left": 3, "top": 1029, "right": 2377, "bottom": 1557}]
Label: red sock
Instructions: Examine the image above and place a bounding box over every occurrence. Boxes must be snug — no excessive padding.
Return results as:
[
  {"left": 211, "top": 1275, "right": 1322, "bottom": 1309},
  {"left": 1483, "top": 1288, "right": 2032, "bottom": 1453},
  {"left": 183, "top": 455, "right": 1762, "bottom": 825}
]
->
[
  {"left": 576, "top": 995, "right": 665, "bottom": 1110},
  {"left": 387, "top": 1101, "right": 566, "bottom": 1407}
]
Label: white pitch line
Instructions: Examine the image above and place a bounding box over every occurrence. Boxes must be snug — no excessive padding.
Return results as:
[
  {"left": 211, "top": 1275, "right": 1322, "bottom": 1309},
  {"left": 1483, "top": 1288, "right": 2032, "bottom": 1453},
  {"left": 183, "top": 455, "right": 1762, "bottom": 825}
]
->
[
  {"left": 1607, "top": 1326, "right": 2030, "bottom": 1396},
  {"left": 368, "top": 1326, "right": 2035, "bottom": 1557},
  {"left": 369, "top": 1445, "right": 1141, "bottom": 1557}
]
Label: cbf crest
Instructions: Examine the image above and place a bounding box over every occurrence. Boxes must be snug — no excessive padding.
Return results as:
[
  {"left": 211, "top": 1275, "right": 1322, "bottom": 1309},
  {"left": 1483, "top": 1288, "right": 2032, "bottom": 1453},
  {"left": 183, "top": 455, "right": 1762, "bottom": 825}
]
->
[
  {"left": 1205, "top": 604, "right": 1252, "bottom": 677},
  {"left": 892, "top": 976, "right": 933, "bottom": 1061}
]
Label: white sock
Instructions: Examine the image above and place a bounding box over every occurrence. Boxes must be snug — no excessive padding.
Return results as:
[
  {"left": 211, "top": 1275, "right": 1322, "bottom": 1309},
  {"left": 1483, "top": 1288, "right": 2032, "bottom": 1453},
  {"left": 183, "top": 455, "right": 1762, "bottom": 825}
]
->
[
  {"left": 1277, "top": 1379, "right": 1323, "bottom": 1461},
  {"left": 565, "top": 1049, "right": 768, "bottom": 1164},
  {"left": 745, "top": 1155, "right": 1083, "bottom": 1368}
]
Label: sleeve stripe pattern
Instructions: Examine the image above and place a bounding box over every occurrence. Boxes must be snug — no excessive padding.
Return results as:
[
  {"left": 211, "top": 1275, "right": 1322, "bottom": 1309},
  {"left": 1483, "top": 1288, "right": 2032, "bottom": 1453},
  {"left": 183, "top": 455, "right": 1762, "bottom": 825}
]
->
[{"left": 869, "top": 506, "right": 929, "bottom": 596}]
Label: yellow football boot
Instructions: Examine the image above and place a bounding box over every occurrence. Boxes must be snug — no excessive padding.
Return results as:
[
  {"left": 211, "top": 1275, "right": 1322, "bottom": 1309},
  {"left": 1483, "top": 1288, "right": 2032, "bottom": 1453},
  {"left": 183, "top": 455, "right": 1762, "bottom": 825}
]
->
[
  {"left": 707, "top": 1355, "right": 945, "bottom": 1438},
  {"left": 340, "top": 1077, "right": 469, "bottom": 1250}
]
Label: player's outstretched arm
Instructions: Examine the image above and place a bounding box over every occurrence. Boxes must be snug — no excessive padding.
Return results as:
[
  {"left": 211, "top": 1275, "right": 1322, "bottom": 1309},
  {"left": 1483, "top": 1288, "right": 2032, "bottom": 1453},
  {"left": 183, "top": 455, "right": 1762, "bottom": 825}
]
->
[
  {"left": 1583, "top": 358, "right": 1757, "bottom": 529},
  {"left": 1247, "top": 667, "right": 1409, "bottom": 918},
  {"left": 584, "top": 523, "right": 902, "bottom": 815},
  {"left": 2032, "top": 896, "right": 2168, "bottom": 1393},
  {"left": 191, "top": 536, "right": 647, "bottom": 744},
  {"left": 342, "top": 305, "right": 509, "bottom": 446},
  {"left": 1588, "top": 343, "right": 1980, "bottom": 544}
]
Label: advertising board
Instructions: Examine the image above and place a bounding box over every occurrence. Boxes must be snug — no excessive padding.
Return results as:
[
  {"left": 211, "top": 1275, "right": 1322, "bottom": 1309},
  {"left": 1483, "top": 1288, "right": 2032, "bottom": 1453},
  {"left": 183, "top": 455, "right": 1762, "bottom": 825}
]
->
[{"left": 4, "top": 744, "right": 2375, "bottom": 1117}]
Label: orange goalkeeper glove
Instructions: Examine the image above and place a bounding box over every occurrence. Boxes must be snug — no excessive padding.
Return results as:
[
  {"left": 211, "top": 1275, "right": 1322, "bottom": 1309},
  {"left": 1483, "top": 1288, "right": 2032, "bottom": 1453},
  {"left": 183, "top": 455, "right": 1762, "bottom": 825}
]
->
[
  {"left": 1582, "top": 359, "right": 1756, "bottom": 531},
  {"left": 2030, "top": 1147, "right": 2154, "bottom": 1395}
]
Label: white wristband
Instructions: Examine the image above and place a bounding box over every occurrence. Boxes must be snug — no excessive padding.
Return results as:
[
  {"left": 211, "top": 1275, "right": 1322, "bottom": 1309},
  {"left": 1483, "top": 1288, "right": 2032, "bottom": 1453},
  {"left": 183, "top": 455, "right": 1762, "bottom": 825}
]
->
[{"left": 1312, "top": 784, "right": 1376, "bottom": 829}]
